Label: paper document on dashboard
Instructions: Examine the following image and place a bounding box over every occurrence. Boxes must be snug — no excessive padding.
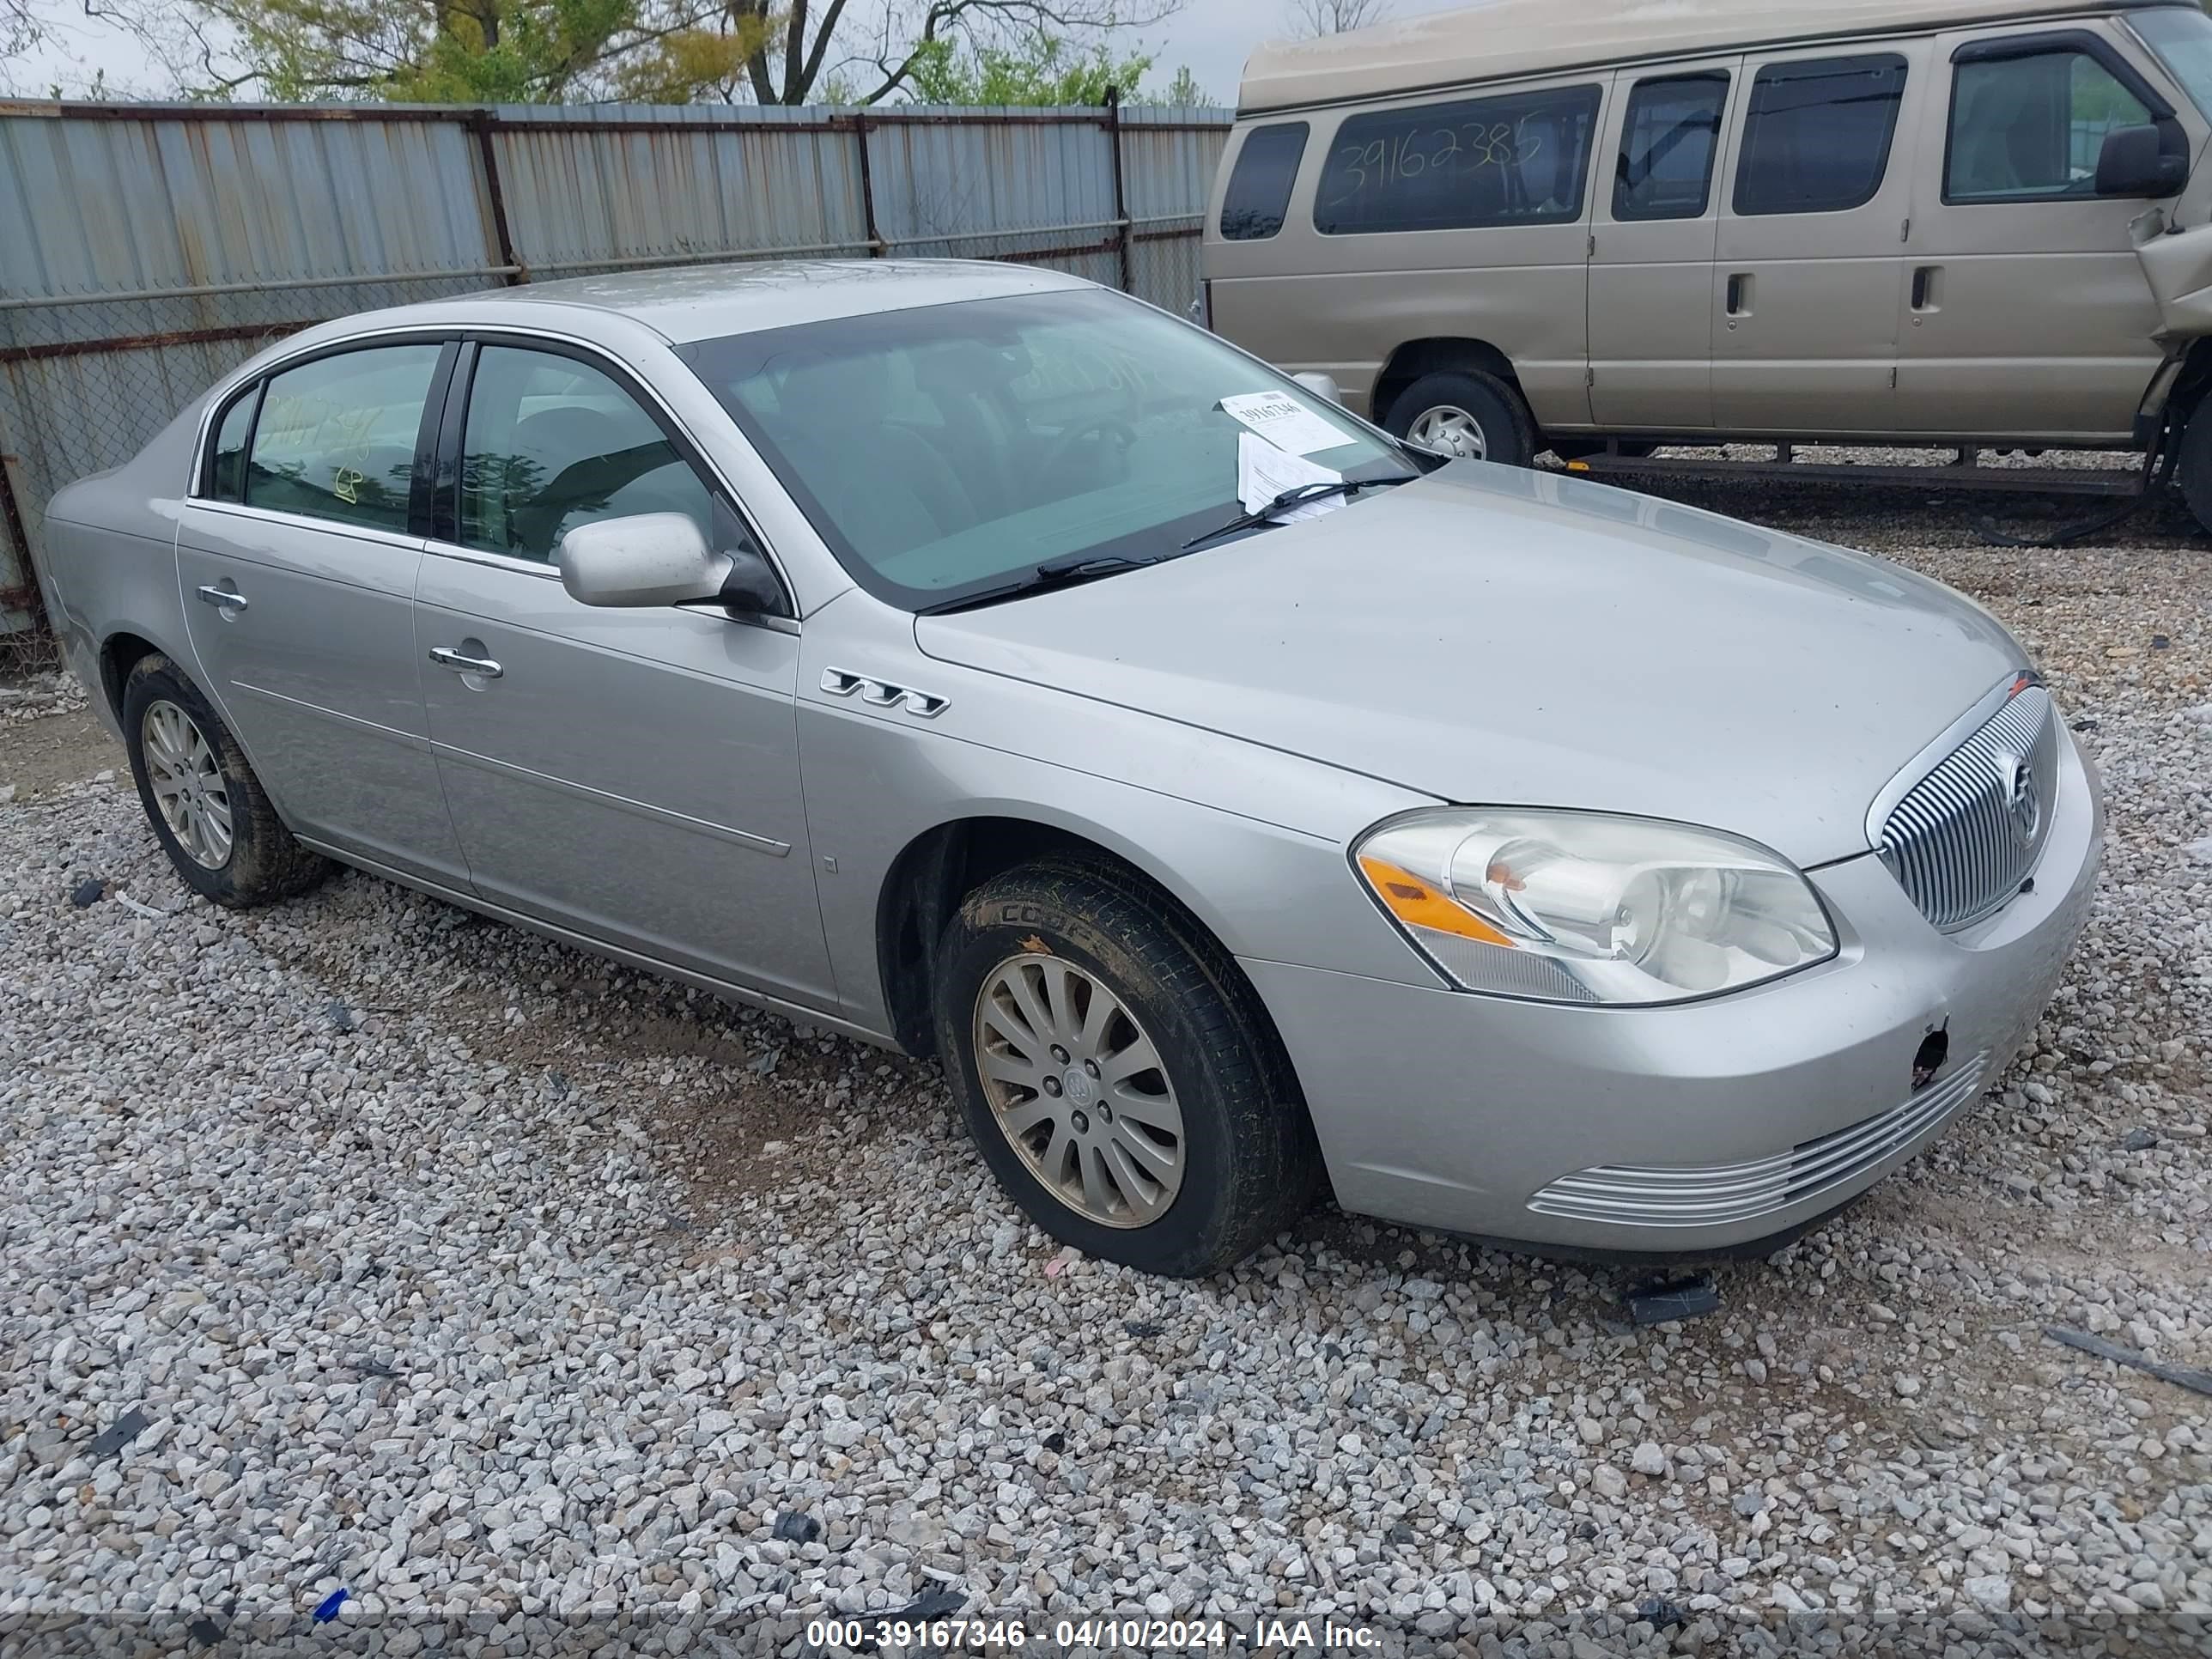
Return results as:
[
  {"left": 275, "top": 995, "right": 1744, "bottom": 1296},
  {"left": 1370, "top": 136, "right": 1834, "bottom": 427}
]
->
[{"left": 1237, "top": 432, "right": 1346, "bottom": 521}]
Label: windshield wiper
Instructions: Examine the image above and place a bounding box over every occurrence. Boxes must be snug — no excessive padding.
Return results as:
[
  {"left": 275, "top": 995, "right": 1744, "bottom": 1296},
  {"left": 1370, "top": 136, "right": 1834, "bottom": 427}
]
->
[
  {"left": 1179, "top": 474, "right": 1414, "bottom": 555},
  {"left": 917, "top": 552, "right": 1162, "bottom": 616}
]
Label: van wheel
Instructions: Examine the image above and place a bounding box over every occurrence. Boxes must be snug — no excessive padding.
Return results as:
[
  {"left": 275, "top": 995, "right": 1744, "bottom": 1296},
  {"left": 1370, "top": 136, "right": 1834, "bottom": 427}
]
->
[
  {"left": 933, "top": 859, "right": 1321, "bottom": 1277},
  {"left": 2178, "top": 398, "right": 2212, "bottom": 537},
  {"left": 121, "top": 653, "right": 331, "bottom": 908},
  {"left": 1385, "top": 370, "right": 1536, "bottom": 467}
]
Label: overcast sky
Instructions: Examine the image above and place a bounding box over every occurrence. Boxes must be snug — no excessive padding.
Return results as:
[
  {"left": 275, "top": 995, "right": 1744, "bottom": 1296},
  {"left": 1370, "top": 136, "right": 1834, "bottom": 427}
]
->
[{"left": 9, "top": 0, "right": 1471, "bottom": 104}]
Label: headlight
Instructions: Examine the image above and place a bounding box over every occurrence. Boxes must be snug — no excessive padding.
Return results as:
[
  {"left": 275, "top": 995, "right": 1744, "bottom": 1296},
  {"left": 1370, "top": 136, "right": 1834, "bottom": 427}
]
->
[{"left": 1352, "top": 809, "right": 1837, "bottom": 1006}]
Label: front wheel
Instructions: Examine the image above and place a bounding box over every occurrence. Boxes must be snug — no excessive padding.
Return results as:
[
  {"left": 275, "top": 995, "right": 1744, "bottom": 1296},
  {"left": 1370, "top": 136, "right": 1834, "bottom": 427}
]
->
[
  {"left": 933, "top": 860, "right": 1320, "bottom": 1276},
  {"left": 2178, "top": 397, "right": 2212, "bottom": 537},
  {"left": 1383, "top": 369, "right": 1537, "bottom": 467}
]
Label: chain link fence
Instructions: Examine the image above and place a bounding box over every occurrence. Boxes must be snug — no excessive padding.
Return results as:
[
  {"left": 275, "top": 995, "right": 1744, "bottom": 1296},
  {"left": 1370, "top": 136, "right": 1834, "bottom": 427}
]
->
[{"left": 0, "top": 99, "right": 1231, "bottom": 645}]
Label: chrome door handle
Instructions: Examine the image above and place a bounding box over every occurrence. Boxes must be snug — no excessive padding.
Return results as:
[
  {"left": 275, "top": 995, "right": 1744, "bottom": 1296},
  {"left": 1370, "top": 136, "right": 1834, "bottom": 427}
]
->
[
  {"left": 428, "top": 647, "right": 503, "bottom": 679},
  {"left": 196, "top": 584, "right": 247, "bottom": 613}
]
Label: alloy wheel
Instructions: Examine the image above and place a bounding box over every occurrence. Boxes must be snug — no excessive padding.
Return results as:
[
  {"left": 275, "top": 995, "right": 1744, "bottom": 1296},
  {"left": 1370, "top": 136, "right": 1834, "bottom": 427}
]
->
[
  {"left": 1407, "top": 404, "right": 1489, "bottom": 460},
  {"left": 971, "top": 954, "right": 1185, "bottom": 1228},
  {"left": 141, "top": 700, "right": 233, "bottom": 869}
]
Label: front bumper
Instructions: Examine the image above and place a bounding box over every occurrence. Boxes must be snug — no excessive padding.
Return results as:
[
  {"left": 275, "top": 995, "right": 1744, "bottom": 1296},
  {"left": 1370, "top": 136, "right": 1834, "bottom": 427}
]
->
[{"left": 1244, "top": 726, "right": 2103, "bottom": 1256}]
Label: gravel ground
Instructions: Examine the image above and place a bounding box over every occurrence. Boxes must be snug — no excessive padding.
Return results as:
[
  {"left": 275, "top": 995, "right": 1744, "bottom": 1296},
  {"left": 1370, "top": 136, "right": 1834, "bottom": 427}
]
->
[{"left": 3, "top": 471, "right": 2209, "bottom": 1657}]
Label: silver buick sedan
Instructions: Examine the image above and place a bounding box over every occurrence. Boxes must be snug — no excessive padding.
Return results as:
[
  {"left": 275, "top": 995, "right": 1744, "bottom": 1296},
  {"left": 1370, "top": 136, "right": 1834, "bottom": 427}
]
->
[{"left": 37, "top": 261, "right": 2100, "bottom": 1277}]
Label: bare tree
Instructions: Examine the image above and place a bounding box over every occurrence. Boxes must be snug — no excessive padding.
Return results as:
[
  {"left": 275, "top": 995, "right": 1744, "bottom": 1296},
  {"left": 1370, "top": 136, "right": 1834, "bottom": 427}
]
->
[
  {"left": 1288, "top": 0, "right": 1387, "bottom": 36},
  {"left": 750, "top": 0, "right": 1183, "bottom": 107}
]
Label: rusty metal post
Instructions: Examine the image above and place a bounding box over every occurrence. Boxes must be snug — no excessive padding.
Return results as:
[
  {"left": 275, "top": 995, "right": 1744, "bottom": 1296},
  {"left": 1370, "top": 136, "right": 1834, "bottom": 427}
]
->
[
  {"left": 853, "top": 112, "right": 883, "bottom": 256},
  {"left": 1104, "top": 86, "right": 1133, "bottom": 295},
  {"left": 0, "top": 451, "right": 49, "bottom": 635},
  {"left": 468, "top": 109, "right": 525, "bottom": 284}
]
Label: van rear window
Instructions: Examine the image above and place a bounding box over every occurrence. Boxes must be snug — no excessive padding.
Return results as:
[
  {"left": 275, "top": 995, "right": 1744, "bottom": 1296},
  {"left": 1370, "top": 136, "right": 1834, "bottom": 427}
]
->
[
  {"left": 1315, "top": 84, "right": 1601, "bottom": 236},
  {"left": 1735, "top": 54, "right": 1908, "bottom": 216},
  {"left": 1219, "top": 123, "right": 1310, "bottom": 240}
]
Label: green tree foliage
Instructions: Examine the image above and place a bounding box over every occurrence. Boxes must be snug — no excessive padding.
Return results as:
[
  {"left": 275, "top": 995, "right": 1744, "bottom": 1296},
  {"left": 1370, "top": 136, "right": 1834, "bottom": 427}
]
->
[
  {"left": 113, "top": 0, "right": 1183, "bottom": 105},
  {"left": 903, "top": 32, "right": 1152, "bottom": 106}
]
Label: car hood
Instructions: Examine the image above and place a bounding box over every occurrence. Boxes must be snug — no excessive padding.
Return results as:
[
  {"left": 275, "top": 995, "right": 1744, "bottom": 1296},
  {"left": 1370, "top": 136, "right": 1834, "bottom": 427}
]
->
[{"left": 915, "top": 464, "right": 2024, "bottom": 865}]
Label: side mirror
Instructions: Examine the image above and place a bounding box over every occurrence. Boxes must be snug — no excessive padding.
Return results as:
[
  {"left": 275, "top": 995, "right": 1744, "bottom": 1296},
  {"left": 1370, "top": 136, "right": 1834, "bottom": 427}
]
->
[
  {"left": 556, "top": 512, "right": 785, "bottom": 615},
  {"left": 1291, "top": 370, "right": 1344, "bottom": 405},
  {"left": 2097, "top": 119, "right": 2189, "bottom": 198}
]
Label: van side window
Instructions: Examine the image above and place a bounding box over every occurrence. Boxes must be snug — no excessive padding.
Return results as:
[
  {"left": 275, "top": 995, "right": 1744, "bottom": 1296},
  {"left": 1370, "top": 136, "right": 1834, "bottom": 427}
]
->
[
  {"left": 1615, "top": 74, "right": 1730, "bottom": 221},
  {"left": 1735, "top": 55, "right": 1908, "bottom": 216},
  {"left": 1315, "top": 84, "right": 1602, "bottom": 235},
  {"left": 1220, "top": 124, "right": 1310, "bottom": 240},
  {"left": 1947, "top": 49, "right": 2151, "bottom": 202}
]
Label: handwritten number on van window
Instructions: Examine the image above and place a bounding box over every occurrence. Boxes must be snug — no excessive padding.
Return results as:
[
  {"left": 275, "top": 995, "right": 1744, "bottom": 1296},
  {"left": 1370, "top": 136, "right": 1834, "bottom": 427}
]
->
[{"left": 1322, "top": 118, "right": 1544, "bottom": 210}]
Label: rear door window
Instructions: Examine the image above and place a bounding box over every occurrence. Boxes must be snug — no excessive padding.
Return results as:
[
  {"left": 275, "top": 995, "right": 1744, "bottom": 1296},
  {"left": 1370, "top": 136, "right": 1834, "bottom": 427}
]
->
[
  {"left": 1947, "top": 47, "right": 2152, "bottom": 201},
  {"left": 1734, "top": 54, "right": 1909, "bottom": 216},
  {"left": 1316, "top": 83, "right": 1603, "bottom": 234},
  {"left": 1615, "top": 74, "right": 1730, "bottom": 220},
  {"left": 245, "top": 344, "right": 444, "bottom": 533},
  {"left": 1219, "top": 123, "right": 1310, "bottom": 240}
]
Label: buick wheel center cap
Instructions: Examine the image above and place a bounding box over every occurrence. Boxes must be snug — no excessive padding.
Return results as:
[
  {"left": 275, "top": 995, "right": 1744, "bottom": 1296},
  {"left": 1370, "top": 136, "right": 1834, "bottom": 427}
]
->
[{"left": 1062, "top": 1067, "right": 1097, "bottom": 1108}]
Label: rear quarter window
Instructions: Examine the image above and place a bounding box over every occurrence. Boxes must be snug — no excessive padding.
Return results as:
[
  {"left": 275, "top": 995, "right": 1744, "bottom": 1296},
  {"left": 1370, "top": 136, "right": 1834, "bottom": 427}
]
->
[
  {"left": 1316, "top": 84, "right": 1602, "bottom": 234},
  {"left": 1219, "top": 123, "right": 1310, "bottom": 240}
]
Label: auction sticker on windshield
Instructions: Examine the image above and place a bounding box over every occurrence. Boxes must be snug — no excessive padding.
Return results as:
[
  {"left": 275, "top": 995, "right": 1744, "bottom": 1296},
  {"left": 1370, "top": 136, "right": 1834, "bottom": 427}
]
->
[{"left": 1218, "top": 390, "right": 1346, "bottom": 456}]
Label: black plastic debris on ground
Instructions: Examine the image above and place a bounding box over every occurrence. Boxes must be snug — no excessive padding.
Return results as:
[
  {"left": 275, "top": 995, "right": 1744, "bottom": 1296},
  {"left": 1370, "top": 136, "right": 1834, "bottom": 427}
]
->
[
  {"left": 859, "top": 1589, "right": 969, "bottom": 1649},
  {"left": 1041, "top": 1431, "right": 1065, "bottom": 1453},
  {"left": 1635, "top": 1596, "right": 1691, "bottom": 1631},
  {"left": 771, "top": 1510, "right": 820, "bottom": 1543},
  {"left": 2045, "top": 1325, "right": 2212, "bottom": 1398},
  {"left": 70, "top": 877, "right": 106, "bottom": 908},
  {"left": 1625, "top": 1273, "right": 1721, "bottom": 1326},
  {"left": 2121, "top": 1127, "right": 2160, "bottom": 1152},
  {"left": 1122, "top": 1321, "right": 1164, "bottom": 1339},
  {"left": 90, "top": 1407, "right": 150, "bottom": 1459}
]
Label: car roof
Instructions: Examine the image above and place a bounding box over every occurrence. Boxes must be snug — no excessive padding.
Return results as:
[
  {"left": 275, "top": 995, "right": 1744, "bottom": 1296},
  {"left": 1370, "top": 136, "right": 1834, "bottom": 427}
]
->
[
  {"left": 1237, "top": 0, "right": 2188, "bottom": 113},
  {"left": 318, "top": 258, "right": 1093, "bottom": 349}
]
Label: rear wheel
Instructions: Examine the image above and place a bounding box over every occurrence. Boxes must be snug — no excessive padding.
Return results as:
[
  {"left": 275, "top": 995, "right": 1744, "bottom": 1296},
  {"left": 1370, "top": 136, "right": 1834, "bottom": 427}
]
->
[
  {"left": 933, "top": 860, "right": 1320, "bottom": 1276},
  {"left": 1384, "top": 369, "right": 1537, "bottom": 467},
  {"left": 121, "top": 653, "right": 331, "bottom": 908}
]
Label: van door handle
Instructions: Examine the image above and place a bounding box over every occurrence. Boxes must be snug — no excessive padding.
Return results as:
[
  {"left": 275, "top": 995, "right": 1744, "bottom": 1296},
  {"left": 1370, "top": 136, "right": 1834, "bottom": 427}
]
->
[
  {"left": 1726, "top": 273, "right": 1753, "bottom": 318},
  {"left": 1911, "top": 264, "right": 1942, "bottom": 313},
  {"left": 428, "top": 646, "right": 503, "bottom": 679},
  {"left": 196, "top": 582, "right": 247, "bottom": 614}
]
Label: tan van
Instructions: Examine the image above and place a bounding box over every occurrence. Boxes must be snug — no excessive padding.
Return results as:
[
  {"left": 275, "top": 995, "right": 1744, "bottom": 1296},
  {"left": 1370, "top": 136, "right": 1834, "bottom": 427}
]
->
[{"left": 1204, "top": 0, "right": 2212, "bottom": 528}]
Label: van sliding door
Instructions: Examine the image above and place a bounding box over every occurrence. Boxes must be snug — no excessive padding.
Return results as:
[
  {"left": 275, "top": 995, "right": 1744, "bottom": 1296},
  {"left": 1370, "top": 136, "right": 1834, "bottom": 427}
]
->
[
  {"left": 1711, "top": 41, "right": 1929, "bottom": 436},
  {"left": 1589, "top": 58, "right": 1741, "bottom": 430}
]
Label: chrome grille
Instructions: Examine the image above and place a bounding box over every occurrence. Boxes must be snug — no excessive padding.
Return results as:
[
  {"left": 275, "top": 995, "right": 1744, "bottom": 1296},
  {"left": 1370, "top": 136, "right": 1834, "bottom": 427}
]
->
[
  {"left": 1877, "top": 684, "right": 2058, "bottom": 931},
  {"left": 1527, "top": 1053, "right": 1990, "bottom": 1231}
]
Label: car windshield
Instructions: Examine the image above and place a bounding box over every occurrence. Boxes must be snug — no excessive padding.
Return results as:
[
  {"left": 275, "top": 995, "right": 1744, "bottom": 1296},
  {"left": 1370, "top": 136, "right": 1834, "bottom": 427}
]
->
[
  {"left": 2131, "top": 6, "right": 2212, "bottom": 121},
  {"left": 677, "top": 288, "right": 1416, "bottom": 610}
]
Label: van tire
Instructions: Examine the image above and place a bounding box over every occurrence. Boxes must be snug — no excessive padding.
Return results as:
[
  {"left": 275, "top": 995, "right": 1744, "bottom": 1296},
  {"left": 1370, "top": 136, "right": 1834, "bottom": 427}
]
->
[
  {"left": 1384, "top": 370, "right": 1536, "bottom": 467},
  {"left": 2178, "top": 397, "right": 2212, "bottom": 537}
]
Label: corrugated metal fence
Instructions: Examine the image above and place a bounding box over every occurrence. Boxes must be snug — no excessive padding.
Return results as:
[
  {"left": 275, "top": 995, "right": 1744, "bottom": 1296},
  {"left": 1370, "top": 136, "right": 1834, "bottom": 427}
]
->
[{"left": 0, "top": 97, "right": 1231, "bottom": 636}]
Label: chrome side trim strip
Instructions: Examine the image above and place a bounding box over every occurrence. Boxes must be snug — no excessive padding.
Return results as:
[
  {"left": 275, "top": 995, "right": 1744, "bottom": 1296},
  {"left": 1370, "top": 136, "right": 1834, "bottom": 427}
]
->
[
  {"left": 429, "top": 740, "right": 791, "bottom": 857},
  {"left": 229, "top": 681, "right": 430, "bottom": 750}
]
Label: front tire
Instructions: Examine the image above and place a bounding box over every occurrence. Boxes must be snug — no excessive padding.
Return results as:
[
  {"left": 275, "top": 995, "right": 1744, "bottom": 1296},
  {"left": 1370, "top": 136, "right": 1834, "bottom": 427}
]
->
[
  {"left": 933, "top": 860, "right": 1320, "bottom": 1277},
  {"left": 1384, "top": 369, "right": 1537, "bottom": 467},
  {"left": 121, "top": 653, "right": 331, "bottom": 908},
  {"left": 2178, "top": 396, "right": 2212, "bottom": 537}
]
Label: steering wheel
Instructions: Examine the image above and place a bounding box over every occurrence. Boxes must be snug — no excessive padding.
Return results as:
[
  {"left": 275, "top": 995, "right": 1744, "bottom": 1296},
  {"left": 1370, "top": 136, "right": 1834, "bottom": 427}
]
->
[{"left": 1040, "top": 415, "right": 1138, "bottom": 484}]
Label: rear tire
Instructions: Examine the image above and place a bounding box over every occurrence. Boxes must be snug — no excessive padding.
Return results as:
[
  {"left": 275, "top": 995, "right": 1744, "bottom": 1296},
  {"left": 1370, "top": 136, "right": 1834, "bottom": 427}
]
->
[
  {"left": 933, "top": 859, "right": 1320, "bottom": 1277},
  {"left": 121, "top": 653, "right": 331, "bottom": 908},
  {"left": 2178, "top": 397, "right": 2212, "bottom": 537},
  {"left": 1384, "top": 369, "right": 1537, "bottom": 467}
]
